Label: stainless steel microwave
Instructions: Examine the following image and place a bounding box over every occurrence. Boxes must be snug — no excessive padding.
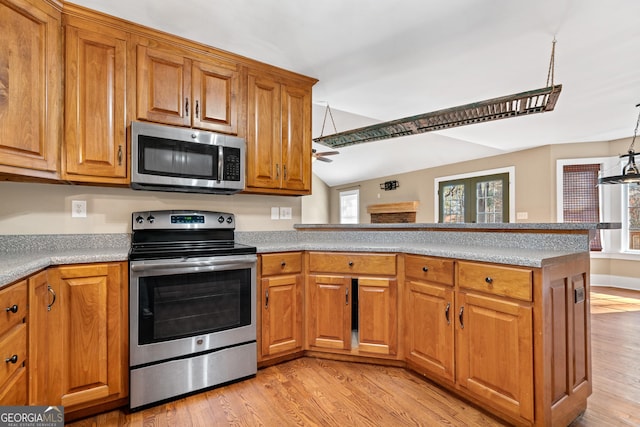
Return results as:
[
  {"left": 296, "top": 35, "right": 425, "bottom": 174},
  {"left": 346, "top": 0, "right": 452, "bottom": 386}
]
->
[{"left": 130, "top": 121, "right": 246, "bottom": 195}]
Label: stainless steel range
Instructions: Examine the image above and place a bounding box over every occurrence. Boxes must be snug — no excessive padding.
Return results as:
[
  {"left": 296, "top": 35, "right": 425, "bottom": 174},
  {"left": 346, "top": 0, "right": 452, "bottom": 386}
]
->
[{"left": 128, "top": 210, "right": 257, "bottom": 410}]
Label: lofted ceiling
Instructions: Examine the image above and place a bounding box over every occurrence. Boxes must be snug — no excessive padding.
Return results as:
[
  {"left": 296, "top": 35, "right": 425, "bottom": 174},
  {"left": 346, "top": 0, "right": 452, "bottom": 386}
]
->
[{"left": 71, "top": 0, "right": 640, "bottom": 187}]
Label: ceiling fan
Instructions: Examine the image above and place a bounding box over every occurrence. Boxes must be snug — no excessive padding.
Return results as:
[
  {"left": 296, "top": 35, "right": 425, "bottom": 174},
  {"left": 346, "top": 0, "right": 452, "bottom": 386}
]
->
[{"left": 312, "top": 148, "right": 339, "bottom": 163}]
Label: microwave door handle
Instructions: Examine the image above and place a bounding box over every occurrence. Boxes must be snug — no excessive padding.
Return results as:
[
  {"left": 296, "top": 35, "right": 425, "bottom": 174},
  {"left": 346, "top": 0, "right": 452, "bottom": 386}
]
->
[{"left": 217, "top": 146, "right": 224, "bottom": 183}]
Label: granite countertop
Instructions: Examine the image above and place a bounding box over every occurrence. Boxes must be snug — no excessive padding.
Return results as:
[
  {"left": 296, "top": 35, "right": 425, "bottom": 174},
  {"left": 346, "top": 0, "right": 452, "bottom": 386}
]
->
[
  {"left": 0, "top": 225, "right": 596, "bottom": 289},
  {"left": 0, "top": 234, "right": 130, "bottom": 288}
]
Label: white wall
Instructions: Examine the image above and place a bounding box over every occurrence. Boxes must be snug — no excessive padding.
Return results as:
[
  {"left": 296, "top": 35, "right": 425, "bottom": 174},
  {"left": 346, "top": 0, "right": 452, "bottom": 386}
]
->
[{"left": 0, "top": 176, "right": 329, "bottom": 234}]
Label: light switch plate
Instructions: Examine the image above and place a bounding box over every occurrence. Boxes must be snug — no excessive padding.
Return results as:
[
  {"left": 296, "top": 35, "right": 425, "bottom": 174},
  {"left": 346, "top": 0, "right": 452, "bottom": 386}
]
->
[
  {"left": 271, "top": 207, "right": 280, "bottom": 220},
  {"left": 280, "top": 207, "right": 292, "bottom": 220}
]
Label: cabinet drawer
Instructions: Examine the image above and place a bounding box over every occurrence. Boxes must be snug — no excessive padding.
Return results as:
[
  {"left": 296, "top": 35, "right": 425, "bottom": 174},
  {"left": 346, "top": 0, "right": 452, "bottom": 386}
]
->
[
  {"left": 0, "top": 280, "right": 27, "bottom": 336},
  {"left": 261, "top": 252, "right": 302, "bottom": 276},
  {"left": 0, "top": 365, "right": 27, "bottom": 405},
  {"left": 0, "top": 323, "right": 27, "bottom": 388},
  {"left": 404, "top": 255, "right": 454, "bottom": 286},
  {"left": 309, "top": 252, "right": 396, "bottom": 275},
  {"left": 458, "top": 261, "right": 533, "bottom": 301}
]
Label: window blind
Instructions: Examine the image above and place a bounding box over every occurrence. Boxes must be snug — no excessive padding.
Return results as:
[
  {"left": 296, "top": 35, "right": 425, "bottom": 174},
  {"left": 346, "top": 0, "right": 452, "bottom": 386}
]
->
[{"left": 563, "top": 164, "right": 601, "bottom": 251}]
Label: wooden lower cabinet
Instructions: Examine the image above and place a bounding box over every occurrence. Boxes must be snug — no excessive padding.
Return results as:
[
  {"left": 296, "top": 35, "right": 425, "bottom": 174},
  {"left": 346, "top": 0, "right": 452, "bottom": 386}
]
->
[
  {"left": 456, "top": 290, "right": 534, "bottom": 422},
  {"left": 28, "top": 262, "right": 128, "bottom": 418},
  {"left": 403, "top": 255, "right": 591, "bottom": 426},
  {"left": 307, "top": 274, "right": 352, "bottom": 351},
  {"left": 259, "top": 252, "right": 304, "bottom": 362},
  {"left": 357, "top": 277, "right": 397, "bottom": 355},
  {"left": 0, "top": 278, "right": 28, "bottom": 405},
  {"left": 404, "top": 255, "right": 455, "bottom": 383},
  {"left": 405, "top": 280, "right": 455, "bottom": 383},
  {"left": 306, "top": 252, "right": 398, "bottom": 357}
]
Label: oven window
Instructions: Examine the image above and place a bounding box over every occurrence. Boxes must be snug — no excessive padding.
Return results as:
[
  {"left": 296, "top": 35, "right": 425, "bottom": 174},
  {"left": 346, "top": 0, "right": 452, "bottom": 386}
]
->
[
  {"left": 139, "top": 135, "right": 217, "bottom": 179},
  {"left": 138, "top": 268, "right": 251, "bottom": 344}
]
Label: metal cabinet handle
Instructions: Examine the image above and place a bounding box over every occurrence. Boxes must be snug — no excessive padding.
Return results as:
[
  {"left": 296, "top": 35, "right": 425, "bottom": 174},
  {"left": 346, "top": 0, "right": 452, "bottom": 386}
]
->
[
  {"left": 5, "top": 304, "right": 18, "bottom": 314},
  {"left": 265, "top": 289, "right": 269, "bottom": 309},
  {"left": 117, "top": 145, "right": 123, "bottom": 166},
  {"left": 348, "top": 261, "right": 354, "bottom": 267},
  {"left": 5, "top": 355, "right": 18, "bottom": 364},
  {"left": 283, "top": 165, "right": 287, "bottom": 180},
  {"left": 185, "top": 98, "right": 189, "bottom": 116},
  {"left": 47, "top": 285, "right": 56, "bottom": 312},
  {"left": 275, "top": 164, "right": 280, "bottom": 179},
  {"left": 195, "top": 100, "right": 199, "bottom": 118},
  {"left": 422, "top": 266, "right": 429, "bottom": 272},
  {"left": 459, "top": 306, "right": 464, "bottom": 329},
  {"left": 445, "top": 302, "right": 451, "bottom": 325},
  {"left": 281, "top": 261, "right": 286, "bottom": 268},
  {"left": 346, "top": 288, "right": 349, "bottom": 305},
  {"left": 485, "top": 277, "right": 493, "bottom": 284}
]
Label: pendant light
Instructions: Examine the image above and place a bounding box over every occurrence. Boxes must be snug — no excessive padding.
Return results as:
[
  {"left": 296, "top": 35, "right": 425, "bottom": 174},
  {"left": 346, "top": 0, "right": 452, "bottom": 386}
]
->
[{"left": 598, "top": 104, "right": 640, "bottom": 185}]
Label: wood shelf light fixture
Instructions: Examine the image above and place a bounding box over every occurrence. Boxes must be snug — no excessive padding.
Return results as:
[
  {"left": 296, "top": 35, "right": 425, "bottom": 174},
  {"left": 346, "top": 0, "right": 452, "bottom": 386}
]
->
[
  {"left": 314, "top": 85, "right": 562, "bottom": 148},
  {"left": 314, "top": 40, "right": 561, "bottom": 149}
]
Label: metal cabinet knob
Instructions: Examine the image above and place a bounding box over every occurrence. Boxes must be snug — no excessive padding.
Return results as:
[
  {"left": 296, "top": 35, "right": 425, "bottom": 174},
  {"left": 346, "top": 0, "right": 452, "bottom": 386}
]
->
[{"left": 5, "top": 304, "right": 18, "bottom": 313}]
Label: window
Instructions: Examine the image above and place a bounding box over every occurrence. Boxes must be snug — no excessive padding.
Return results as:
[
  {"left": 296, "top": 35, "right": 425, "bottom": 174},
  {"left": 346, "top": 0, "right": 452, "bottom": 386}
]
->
[
  {"left": 439, "top": 173, "right": 509, "bottom": 223},
  {"left": 626, "top": 184, "right": 640, "bottom": 250},
  {"left": 339, "top": 189, "right": 359, "bottom": 224},
  {"left": 561, "top": 164, "right": 602, "bottom": 251}
]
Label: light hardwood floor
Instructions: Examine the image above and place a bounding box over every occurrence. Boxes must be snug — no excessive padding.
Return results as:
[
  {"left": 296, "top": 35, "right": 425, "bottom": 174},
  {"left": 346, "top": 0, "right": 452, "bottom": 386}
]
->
[{"left": 68, "top": 286, "right": 640, "bottom": 426}]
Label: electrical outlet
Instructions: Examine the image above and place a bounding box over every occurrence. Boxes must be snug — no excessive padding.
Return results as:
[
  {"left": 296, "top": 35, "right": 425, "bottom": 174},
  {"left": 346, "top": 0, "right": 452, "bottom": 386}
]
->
[
  {"left": 71, "top": 200, "right": 87, "bottom": 218},
  {"left": 516, "top": 212, "right": 528, "bottom": 220},
  {"left": 271, "top": 207, "right": 280, "bottom": 220},
  {"left": 280, "top": 207, "right": 292, "bottom": 220}
]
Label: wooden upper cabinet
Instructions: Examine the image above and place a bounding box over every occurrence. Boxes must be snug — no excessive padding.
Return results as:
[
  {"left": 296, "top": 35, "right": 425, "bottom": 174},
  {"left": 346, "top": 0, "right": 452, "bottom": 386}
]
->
[
  {"left": 136, "top": 43, "right": 240, "bottom": 134},
  {"left": 0, "top": 0, "right": 61, "bottom": 179},
  {"left": 63, "top": 19, "right": 130, "bottom": 183},
  {"left": 246, "top": 71, "right": 312, "bottom": 195},
  {"left": 192, "top": 60, "right": 239, "bottom": 134},
  {"left": 246, "top": 73, "right": 281, "bottom": 189},
  {"left": 281, "top": 84, "right": 311, "bottom": 192}
]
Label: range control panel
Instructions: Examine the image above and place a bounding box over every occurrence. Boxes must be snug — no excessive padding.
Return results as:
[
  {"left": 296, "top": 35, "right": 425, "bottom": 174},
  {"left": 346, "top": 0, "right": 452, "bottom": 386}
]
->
[{"left": 132, "top": 210, "right": 235, "bottom": 230}]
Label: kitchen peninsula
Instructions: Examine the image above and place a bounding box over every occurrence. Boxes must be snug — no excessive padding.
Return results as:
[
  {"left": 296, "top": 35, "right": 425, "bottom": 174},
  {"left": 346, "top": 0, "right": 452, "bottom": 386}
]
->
[{"left": 0, "top": 223, "right": 607, "bottom": 426}]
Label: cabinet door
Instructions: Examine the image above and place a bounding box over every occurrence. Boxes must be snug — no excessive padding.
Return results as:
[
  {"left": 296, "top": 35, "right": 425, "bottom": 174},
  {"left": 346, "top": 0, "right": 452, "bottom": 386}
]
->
[
  {"left": 46, "top": 263, "right": 128, "bottom": 410},
  {"left": 280, "top": 84, "right": 311, "bottom": 193},
  {"left": 28, "top": 270, "right": 62, "bottom": 405},
  {"left": 0, "top": 0, "right": 61, "bottom": 178},
  {"left": 192, "top": 60, "right": 239, "bottom": 134},
  {"left": 456, "top": 291, "right": 534, "bottom": 422},
  {"left": 261, "top": 274, "right": 303, "bottom": 357},
  {"left": 358, "top": 277, "right": 397, "bottom": 355},
  {"left": 307, "top": 275, "right": 351, "bottom": 350},
  {"left": 405, "top": 280, "right": 454, "bottom": 382},
  {"left": 246, "top": 73, "right": 281, "bottom": 189},
  {"left": 136, "top": 45, "right": 191, "bottom": 127},
  {"left": 64, "top": 24, "right": 128, "bottom": 182}
]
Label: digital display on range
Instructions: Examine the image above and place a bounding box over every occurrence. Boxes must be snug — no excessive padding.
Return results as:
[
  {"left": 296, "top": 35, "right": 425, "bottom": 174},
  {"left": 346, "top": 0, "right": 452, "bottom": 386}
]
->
[{"left": 171, "top": 215, "right": 205, "bottom": 224}]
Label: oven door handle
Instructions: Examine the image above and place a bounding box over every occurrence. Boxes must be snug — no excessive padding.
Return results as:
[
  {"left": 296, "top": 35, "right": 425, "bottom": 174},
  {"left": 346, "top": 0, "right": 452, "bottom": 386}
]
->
[{"left": 130, "top": 256, "right": 256, "bottom": 273}]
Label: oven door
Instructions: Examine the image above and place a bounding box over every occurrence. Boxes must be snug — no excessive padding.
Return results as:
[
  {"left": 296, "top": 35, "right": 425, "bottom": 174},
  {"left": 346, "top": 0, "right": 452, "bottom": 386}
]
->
[{"left": 129, "top": 254, "right": 256, "bottom": 367}]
